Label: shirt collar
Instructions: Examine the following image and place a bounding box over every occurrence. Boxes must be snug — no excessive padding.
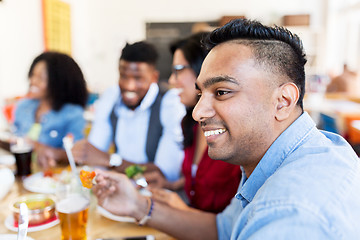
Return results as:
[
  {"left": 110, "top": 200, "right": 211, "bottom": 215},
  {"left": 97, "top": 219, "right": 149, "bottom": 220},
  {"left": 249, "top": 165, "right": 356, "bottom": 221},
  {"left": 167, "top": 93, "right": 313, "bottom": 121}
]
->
[
  {"left": 238, "top": 112, "right": 316, "bottom": 207},
  {"left": 119, "top": 83, "right": 159, "bottom": 111}
]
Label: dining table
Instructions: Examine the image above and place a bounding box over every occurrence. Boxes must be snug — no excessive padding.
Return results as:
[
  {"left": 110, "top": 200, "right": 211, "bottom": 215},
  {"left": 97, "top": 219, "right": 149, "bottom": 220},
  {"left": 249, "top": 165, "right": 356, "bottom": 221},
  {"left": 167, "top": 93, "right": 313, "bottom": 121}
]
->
[{"left": 0, "top": 148, "right": 174, "bottom": 240}]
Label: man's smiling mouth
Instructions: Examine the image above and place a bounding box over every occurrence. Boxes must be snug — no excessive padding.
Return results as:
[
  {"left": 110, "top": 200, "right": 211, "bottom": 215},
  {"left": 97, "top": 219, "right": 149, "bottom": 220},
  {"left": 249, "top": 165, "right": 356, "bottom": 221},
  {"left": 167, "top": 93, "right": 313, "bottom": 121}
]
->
[
  {"left": 204, "top": 128, "right": 227, "bottom": 137},
  {"left": 123, "top": 91, "right": 137, "bottom": 99}
]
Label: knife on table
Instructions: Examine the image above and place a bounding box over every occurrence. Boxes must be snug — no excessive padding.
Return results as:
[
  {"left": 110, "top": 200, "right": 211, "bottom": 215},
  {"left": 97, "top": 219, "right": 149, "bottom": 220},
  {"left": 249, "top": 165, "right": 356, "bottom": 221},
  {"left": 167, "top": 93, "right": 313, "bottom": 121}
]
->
[{"left": 17, "top": 202, "right": 29, "bottom": 240}]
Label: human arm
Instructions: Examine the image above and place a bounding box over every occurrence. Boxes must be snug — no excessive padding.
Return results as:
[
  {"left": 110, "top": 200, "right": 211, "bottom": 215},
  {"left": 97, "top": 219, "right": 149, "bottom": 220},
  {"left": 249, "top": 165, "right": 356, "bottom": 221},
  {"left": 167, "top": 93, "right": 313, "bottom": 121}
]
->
[
  {"left": 143, "top": 170, "right": 185, "bottom": 190},
  {"left": 93, "top": 170, "right": 218, "bottom": 240},
  {"left": 35, "top": 104, "right": 85, "bottom": 169},
  {"left": 152, "top": 89, "right": 186, "bottom": 181},
  {"left": 150, "top": 188, "right": 191, "bottom": 211},
  {"left": 72, "top": 139, "right": 164, "bottom": 175},
  {"left": 34, "top": 142, "right": 67, "bottom": 169},
  {"left": 87, "top": 87, "right": 119, "bottom": 152},
  {"left": 63, "top": 104, "right": 86, "bottom": 142},
  {"left": 231, "top": 202, "right": 336, "bottom": 239}
]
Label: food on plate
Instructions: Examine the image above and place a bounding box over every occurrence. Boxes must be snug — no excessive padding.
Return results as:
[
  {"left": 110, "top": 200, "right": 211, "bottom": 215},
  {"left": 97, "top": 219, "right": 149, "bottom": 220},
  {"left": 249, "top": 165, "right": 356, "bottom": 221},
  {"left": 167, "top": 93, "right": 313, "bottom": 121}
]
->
[
  {"left": 79, "top": 170, "right": 96, "bottom": 189},
  {"left": 125, "top": 164, "right": 146, "bottom": 179},
  {"left": 11, "top": 194, "right": 56, "bottom": 226},
  {"left": 23, "top": 167, "right": 76, "bottom": 194},
  {"left": 43, "top": 169, "right": 54, "bottom": 177}
]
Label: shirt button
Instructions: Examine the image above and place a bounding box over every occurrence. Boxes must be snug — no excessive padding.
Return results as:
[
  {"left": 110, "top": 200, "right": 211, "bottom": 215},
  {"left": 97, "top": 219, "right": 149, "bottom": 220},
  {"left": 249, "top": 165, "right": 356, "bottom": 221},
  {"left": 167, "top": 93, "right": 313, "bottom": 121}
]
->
[
  {"left": 50, "top": 130, "right": 58, "bottom": 138},
  {"left": 190, "top": 190, "right": 195, "bottom": 196}
]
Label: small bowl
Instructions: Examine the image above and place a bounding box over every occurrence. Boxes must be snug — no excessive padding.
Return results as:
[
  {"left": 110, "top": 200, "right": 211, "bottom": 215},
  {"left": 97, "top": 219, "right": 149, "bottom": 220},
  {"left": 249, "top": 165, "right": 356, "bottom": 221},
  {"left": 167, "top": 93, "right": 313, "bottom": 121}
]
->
[{"left": 11, "top": 194, "right": 56, "bottom": 226}]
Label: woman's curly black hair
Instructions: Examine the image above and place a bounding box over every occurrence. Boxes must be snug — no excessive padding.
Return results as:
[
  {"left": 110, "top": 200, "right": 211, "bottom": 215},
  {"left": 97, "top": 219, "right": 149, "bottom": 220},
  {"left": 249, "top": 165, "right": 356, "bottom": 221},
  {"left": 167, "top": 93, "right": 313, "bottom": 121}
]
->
[{"left": 28, "top": 51, "right": 88, "bottom": 111}]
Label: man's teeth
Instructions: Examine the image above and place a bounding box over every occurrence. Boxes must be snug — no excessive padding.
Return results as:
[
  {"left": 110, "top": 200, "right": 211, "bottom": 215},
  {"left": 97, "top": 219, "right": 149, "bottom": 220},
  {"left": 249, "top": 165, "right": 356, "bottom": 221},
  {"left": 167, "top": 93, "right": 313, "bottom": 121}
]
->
[
  {"left": 124, "top": 92, "right": 137, "bottom": 99},
  {"left": 204, "top": 129, "right": 226, "bottom": 137}
]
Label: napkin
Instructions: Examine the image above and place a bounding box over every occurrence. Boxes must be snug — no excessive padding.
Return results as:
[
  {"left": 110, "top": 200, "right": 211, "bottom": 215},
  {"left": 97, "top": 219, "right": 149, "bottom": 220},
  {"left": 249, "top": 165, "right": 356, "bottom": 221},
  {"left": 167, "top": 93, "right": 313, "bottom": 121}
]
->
[{"left": 0, "top": 167, "right": 15, "bottom": 200}]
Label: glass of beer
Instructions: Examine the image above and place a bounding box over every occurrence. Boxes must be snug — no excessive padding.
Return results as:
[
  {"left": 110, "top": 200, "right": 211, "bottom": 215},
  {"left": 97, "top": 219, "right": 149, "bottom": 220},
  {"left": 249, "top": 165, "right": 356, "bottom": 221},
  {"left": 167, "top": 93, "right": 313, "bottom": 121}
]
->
[
  {"left": 55, "top": 181, "right": 90, "bottom": 240},
  {"left": 10, "top": 136, "right": 33, "bottom": 177}
]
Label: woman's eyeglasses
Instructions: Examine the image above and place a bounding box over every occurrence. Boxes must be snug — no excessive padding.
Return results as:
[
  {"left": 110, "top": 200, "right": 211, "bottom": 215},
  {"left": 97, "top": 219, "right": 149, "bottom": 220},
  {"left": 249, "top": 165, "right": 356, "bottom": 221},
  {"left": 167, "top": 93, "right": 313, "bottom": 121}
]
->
[{"left": 171, "top": 65, "right": 191, "bottom": 79}]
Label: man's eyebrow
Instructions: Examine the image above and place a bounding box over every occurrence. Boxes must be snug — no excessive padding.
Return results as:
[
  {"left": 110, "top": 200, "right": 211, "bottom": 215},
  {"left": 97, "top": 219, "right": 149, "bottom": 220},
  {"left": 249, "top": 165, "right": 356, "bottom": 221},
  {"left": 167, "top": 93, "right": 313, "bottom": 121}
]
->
[{"left": 197, "top": 75, "right": 239, "bottom": 89}]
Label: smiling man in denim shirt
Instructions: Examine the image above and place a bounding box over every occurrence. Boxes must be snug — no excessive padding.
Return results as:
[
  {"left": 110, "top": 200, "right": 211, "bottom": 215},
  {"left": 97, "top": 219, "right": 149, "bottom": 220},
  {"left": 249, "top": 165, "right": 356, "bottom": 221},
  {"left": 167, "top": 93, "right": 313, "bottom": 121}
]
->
[{"left": 92, "top": 19, "right": 360, "bottom": 240}]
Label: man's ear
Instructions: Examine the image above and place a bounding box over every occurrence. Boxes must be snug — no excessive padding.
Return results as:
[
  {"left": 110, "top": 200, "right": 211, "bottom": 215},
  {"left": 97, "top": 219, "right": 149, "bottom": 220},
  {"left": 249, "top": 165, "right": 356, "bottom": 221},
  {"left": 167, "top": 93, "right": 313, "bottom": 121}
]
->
[{"left": 275, "top": 82, "right": 299, "bottom": 121}]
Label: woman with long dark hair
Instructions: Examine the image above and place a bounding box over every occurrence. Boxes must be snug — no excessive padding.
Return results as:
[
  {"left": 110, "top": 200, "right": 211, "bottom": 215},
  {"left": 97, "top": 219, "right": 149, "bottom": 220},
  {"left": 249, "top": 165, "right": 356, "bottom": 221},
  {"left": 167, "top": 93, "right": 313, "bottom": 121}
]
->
[
  {"left": 146, "top": 32, "right": 241, "bottom": 213},
  {"left": 14, "top": 51, "right": 88, "bottom": 169}
]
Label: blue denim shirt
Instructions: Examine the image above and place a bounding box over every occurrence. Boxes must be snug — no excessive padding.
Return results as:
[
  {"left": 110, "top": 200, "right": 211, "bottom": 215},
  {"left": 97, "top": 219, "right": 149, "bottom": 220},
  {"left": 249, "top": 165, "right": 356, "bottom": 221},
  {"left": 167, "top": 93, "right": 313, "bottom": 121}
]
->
[
  {"left": 14, "top": 99, "right": 86, "bottom": 148},
  {"left": 217, "top": 112, "right": 360, "bottom": 239}
]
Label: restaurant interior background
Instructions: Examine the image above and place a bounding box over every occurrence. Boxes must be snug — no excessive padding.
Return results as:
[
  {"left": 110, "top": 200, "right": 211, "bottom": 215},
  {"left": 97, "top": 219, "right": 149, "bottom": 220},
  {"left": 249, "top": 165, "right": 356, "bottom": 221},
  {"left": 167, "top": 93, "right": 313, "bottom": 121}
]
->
[{"left": 0, "top": 0, "right": 360, "bottom": 140}]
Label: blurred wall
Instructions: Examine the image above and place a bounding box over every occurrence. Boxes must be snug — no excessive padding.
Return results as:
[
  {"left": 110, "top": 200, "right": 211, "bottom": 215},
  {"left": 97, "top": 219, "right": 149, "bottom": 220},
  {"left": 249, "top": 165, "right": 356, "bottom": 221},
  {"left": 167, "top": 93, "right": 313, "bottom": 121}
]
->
[
  {"left": 0, "top": 0, "right": 323, "bottom": 96},
  {"left": 0, "top": 0, "right": 338, "bottom": 129}
]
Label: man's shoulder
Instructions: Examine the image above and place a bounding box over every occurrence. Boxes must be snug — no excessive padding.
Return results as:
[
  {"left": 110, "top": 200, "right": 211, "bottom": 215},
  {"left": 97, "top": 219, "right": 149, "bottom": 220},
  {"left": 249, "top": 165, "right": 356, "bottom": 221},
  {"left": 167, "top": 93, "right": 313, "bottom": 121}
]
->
[
  {"left": 267, "top": 141, "right": 359, "bottom": 196},
  {"left": 160, "top": 88, "right": 182, "bottom": 106},
  {"left": 96, "top": 86, "right": 120, "bottom": 112},
  {"left": 247, "top": 159, "right": 360, "bottom": 238},
  {"left": 159, "top": 89, "right": 186, "bottom": 120},
  {"left": 253, "top": 147, "right": 360, "bottom": 231},
  {"left": 101, "top": 85, "right": 120, "bottom": 100}
]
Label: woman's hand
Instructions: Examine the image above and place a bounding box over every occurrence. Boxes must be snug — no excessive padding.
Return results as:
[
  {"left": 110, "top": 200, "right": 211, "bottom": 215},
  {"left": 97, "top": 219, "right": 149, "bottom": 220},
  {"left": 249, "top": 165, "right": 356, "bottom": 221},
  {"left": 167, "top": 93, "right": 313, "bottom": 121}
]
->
[
  {"left": 35, "top": 142, "right": 65, "bottom": 169},
  {"left": 150, "top": 188, "right": 192, "bottom": 211}
]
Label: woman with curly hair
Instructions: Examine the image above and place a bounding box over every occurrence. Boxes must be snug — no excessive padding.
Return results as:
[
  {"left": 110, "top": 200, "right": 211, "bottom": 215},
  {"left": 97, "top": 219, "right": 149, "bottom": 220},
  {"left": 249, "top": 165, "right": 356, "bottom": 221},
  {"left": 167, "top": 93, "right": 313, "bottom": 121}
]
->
[{"left": 14, "top": 51, "right": 88, "bottom": 169}]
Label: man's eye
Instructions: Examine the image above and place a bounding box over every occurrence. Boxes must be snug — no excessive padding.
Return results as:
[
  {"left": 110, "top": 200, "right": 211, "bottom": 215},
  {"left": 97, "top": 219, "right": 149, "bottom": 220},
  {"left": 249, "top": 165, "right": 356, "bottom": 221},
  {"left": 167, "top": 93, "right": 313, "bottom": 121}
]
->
[
  {"left": 216, "top": 90, "right": 228, "bottom": 96},
  {"left": 196, "top": 92, "right": 202, "bottom": 100}
]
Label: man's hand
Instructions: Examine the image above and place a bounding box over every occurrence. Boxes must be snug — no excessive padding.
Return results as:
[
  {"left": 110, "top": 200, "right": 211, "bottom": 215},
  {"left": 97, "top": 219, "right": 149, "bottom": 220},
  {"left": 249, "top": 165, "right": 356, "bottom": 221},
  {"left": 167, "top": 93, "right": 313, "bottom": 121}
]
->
[
  {"left": 93, "top": 169, "right": 146, "bottom": 218},
  {"left": 143, "top": 170, "right": 170, "bottom": 189},
  {"left": 72, "top": 139, "right": 110, "bottom": 166}
]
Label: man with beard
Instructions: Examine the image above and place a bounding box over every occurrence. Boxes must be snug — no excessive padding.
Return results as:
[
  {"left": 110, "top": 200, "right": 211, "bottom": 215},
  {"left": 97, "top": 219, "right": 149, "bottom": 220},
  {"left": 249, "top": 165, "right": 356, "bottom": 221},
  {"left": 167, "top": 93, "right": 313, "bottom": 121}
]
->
[{"left": 92, "top": 20, "right": 360, "bottom": 239}]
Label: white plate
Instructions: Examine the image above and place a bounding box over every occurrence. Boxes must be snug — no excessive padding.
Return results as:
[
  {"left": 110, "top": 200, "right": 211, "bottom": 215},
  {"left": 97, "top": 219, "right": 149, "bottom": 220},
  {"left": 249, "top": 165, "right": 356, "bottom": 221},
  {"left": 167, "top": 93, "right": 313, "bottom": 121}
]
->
[
  {"left": 0, "top": 154, "right": 15, "bottom": 165},
  {"left": 97, "top": 205, "right": 135, "bottom": 223},
  {"left": 23, "top": 172, "right": 58, "bottom": 194},
  {"left": 5, "top": 215, "right": 59, "bottom": 232},
  {"left": 0, "top": 234, "right": 34, "bottom": 240}
]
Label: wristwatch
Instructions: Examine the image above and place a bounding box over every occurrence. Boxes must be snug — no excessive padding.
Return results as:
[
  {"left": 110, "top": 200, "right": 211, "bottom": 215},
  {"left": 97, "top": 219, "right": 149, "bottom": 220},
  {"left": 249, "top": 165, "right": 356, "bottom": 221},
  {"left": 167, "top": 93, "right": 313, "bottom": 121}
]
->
[{"left": 109, "top": 153, "right": 123, "bottom": 167}]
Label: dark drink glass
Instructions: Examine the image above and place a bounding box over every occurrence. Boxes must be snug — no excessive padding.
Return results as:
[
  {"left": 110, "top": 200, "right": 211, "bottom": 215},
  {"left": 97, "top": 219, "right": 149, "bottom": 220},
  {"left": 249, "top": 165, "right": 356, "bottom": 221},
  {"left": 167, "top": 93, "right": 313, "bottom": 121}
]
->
[{"left": 10, "top": 142, "right": 33, "bottom": 177}]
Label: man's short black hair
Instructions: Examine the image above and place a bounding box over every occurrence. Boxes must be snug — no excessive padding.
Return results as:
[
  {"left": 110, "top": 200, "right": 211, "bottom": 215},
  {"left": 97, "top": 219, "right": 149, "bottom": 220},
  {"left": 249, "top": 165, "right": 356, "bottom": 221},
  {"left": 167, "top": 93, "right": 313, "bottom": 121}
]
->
[
  {"left": 120, "top": 41, "right": 158, "bottom": 66},
  {"left": 204, "top": 18, "right": 307, "bottom": 110}
]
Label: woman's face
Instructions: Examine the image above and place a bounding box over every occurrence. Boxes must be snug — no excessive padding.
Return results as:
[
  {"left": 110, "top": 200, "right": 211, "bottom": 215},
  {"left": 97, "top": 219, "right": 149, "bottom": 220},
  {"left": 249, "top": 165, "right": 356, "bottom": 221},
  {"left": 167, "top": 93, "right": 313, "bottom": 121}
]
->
[
  {"left": 169, "top": 49, "right": 198, "bottom": 107},
  {"left": 28, "top": 61, "right": 48, "bottom": 100}
]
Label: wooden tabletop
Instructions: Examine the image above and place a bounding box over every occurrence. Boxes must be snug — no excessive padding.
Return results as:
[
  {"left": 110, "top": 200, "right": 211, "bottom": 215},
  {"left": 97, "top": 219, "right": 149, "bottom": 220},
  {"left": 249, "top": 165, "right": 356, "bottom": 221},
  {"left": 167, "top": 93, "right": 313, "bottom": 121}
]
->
[{"left": 0, "top": 151, "right": 173, "bottom": 240}]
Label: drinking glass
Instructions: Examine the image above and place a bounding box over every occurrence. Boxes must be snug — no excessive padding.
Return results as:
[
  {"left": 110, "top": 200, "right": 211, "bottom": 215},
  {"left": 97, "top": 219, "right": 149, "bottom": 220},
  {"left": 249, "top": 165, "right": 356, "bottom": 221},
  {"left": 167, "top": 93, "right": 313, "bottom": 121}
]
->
[
  {"left": 55, "top": 181, "right": 90, "bottom": 240},
  {"left": 10, "top": 136, "right": 33, "bottom": 177}
]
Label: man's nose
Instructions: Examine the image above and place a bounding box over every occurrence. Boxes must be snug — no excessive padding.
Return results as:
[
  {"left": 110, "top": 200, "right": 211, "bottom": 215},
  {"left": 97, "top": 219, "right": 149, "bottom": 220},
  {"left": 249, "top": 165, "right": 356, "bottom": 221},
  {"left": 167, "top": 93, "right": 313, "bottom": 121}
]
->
[
  {"left": 122, "top": 78, "right": 137, "bottom": 91},
  {"left": 192, "top": 94, "right": 215, "bottom": 122}
]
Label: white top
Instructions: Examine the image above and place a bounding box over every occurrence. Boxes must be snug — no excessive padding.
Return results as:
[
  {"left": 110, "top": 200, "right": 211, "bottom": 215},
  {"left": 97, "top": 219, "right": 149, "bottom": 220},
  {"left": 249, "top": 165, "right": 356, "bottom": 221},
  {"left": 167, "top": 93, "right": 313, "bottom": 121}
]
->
[{"left": 88, "top": 83, "right": 185, "bottom": 181}]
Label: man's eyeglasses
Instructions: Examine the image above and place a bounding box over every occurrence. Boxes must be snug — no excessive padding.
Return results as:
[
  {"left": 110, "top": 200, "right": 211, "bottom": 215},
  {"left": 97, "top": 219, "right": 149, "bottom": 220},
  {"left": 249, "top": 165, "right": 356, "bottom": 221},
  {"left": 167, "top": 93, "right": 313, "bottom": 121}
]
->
[{"left": 171, "top": 64, "right": 191, "bottom": 79}]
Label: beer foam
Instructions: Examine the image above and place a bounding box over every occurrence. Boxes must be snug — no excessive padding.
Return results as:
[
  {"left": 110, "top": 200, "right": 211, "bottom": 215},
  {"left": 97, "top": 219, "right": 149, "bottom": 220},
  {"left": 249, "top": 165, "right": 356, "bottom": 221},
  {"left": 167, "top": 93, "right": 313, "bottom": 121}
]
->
[
  {"left": 10, "top": 144, "right": 32, "bottom": 153},
  {"left": 56, "top": 194, "right": 89, "bottom": 214}
]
